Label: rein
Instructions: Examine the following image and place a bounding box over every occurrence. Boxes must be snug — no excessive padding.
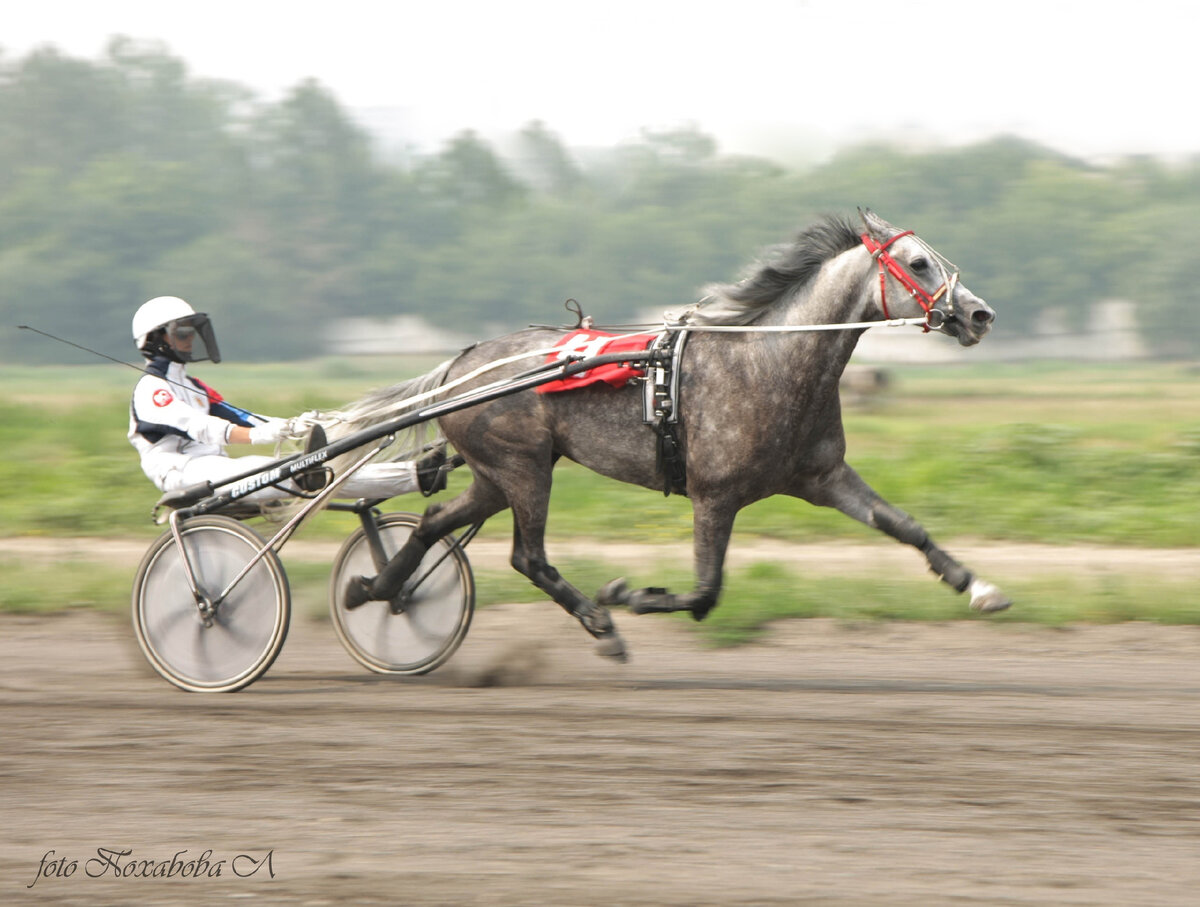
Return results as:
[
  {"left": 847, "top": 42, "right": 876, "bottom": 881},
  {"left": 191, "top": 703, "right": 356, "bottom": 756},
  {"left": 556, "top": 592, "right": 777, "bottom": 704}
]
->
[
  {"left": 662, "top": 317, "right": 929, "bottom": 333},
  {"left": 321, "top": 309, "right": 937, "bottom": 433}
]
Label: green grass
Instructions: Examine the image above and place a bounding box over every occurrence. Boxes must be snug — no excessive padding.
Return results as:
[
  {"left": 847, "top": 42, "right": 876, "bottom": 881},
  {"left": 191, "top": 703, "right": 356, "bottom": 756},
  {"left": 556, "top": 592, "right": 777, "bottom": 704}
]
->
[
  {"left": 472, "top": 558, "right": 1200, "bottom": 645},
  {"left": 0, "top": 558, "right": 137, "bottom": 615},
  {"left": 6, "top": 359, "right": 1196, "bottom": 546},
  {"left": 15, "top": 552, "right": 1192, "bottom": 647}
]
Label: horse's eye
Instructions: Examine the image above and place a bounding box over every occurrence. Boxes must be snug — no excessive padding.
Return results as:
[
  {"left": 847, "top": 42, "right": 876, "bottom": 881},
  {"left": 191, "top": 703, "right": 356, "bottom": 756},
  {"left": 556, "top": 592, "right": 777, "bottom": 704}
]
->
[{"left": 910, "top": 257, "right": 929, "bottom": 272}]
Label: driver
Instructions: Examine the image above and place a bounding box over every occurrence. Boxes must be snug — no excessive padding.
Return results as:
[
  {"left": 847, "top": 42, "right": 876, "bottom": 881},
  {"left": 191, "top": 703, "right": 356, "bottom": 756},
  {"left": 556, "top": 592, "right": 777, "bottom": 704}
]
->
[{"left": 128, "top": 296, "right": 445, "bottom": 501}]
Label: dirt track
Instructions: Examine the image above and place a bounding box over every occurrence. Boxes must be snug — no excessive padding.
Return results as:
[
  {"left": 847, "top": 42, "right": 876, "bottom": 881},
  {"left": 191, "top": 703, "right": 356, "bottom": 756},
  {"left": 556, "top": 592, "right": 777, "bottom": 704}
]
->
[{"left": 4, "top": 594, "right": 1200, "bottom": 905}]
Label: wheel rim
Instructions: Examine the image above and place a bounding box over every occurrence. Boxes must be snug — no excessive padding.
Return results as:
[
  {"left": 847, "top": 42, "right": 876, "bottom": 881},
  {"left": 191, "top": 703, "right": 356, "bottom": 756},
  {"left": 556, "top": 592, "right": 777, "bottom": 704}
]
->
[
  {"left": 330, "top": 515, "right": 472, "bottom": 674},
  {"left": 134, "top": 520, "right": 289, "bottom": 692}
]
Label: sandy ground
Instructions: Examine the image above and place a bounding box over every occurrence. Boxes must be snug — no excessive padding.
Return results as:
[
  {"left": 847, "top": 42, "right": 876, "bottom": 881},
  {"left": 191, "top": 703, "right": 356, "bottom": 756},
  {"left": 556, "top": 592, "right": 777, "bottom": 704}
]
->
[{"left": 4, "top": 581, "right": 1200, "bottom": 905}]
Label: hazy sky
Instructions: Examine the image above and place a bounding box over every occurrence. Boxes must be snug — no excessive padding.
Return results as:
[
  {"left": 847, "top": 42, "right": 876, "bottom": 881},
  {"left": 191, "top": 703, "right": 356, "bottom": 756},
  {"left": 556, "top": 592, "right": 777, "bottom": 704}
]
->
[{"left": 5, "top": 0, "right": 1195, "bottom": 161}]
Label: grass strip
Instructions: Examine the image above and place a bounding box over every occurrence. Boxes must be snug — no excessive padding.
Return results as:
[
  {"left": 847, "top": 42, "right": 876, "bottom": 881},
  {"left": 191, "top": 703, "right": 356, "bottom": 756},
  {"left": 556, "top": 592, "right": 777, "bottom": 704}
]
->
[{"left": 8, "top": 554, "right": 1196, "bottom": 639}]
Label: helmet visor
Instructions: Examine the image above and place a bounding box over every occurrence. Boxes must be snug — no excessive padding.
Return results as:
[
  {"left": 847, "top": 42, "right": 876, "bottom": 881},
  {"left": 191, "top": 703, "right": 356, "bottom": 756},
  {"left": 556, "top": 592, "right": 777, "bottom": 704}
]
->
[{"left": 165, "top": 314, "right": 221, "bottom": 363}]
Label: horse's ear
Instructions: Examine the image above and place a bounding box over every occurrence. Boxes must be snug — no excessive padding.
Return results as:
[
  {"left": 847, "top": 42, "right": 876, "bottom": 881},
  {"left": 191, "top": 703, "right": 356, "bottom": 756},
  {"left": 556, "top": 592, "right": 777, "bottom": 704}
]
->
[{"left": 858, "top": 208, "right": 899, "bottom": 241}]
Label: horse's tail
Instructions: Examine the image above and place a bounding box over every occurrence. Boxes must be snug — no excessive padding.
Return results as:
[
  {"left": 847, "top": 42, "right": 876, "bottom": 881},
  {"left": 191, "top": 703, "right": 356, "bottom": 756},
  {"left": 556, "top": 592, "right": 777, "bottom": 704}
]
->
[{"left": 318, "top": 357, "right": 457, "bottom": 462}]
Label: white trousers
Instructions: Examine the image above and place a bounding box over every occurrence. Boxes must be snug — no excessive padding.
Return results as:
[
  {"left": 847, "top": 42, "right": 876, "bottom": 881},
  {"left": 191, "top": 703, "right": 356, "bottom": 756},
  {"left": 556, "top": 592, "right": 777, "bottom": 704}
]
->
[{"left": 162, "top": 454, "right": 420, "bottom": 502}]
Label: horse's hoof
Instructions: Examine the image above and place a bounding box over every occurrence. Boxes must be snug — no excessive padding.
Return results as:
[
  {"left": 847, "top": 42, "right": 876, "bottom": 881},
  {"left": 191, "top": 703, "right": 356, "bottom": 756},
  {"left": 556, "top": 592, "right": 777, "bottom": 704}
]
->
[
  {"left": 343, "top": 575, "right": 375, "bottom": 611},
  {"left": 594, "top": 633, "right": 628, "bottom": 663},
  {"left": 968, "top": 579, "right": 1012, "bottom": 613},
  {"left": 596, "top": 578, "right": 629, "bottom": 606},
  {"left": 577, "top": 601, "right": 616, "bottom": 636}
]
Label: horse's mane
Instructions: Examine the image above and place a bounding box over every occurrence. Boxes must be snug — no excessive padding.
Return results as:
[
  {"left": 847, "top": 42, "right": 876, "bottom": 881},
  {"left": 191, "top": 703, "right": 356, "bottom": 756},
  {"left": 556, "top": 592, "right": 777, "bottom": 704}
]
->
[{"left": 686, "top": 214, "right": 862, "bottom": 326}]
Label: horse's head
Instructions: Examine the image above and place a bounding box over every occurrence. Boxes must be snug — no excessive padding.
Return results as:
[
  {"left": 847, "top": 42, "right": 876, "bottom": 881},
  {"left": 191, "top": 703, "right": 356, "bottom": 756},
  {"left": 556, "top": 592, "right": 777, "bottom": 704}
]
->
[{"left": 859, "top": 209, "right": 995, "bottom": 347}]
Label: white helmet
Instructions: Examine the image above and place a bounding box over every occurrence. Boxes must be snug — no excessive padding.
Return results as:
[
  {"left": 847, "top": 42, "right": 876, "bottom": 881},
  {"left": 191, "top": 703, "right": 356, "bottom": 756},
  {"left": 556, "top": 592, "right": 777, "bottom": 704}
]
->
[{"left": 132, "top": 296, "right": 220, "bottom": 362}]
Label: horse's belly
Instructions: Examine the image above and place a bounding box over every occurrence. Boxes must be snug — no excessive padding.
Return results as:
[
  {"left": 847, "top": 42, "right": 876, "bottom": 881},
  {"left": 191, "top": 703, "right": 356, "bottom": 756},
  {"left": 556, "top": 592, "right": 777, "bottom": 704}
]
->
[{"left": 547, "top": 389, "right": 664, "bottom": 491}]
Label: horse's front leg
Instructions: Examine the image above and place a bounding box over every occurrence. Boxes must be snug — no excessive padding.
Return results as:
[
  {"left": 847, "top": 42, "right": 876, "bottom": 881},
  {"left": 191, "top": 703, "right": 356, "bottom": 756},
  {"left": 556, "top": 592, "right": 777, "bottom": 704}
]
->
[
  {"left": 802, "top": 462, "right": 1011, "bottom": 612},
  {"left": 597, "top": 498, "right": 735, "bottom": 622}
]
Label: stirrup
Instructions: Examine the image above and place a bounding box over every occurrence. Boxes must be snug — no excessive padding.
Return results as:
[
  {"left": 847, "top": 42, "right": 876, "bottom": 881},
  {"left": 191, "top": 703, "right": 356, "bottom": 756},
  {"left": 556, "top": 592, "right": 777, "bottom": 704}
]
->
[
  {"left": 416, "top": 443, "right": 450, "bottom": 496},
  {"left": 423, "top": 453, "right": 467, "bottom": 497},
  {"left": 295, "top": 424, "right": 330, "bottom": 493}
]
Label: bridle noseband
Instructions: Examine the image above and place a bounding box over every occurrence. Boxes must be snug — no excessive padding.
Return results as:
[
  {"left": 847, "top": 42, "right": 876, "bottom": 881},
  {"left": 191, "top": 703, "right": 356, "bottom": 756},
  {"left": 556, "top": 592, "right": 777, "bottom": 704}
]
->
[{"left": 861, "top": 231, "right": 960, "bottom": 331}]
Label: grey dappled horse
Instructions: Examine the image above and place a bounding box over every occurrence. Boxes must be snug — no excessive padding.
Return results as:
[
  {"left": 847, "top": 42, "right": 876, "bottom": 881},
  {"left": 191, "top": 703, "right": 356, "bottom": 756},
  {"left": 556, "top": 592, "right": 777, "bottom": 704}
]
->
[{"left": 331, "top": 211, "right": 1011, "bottom": 661}]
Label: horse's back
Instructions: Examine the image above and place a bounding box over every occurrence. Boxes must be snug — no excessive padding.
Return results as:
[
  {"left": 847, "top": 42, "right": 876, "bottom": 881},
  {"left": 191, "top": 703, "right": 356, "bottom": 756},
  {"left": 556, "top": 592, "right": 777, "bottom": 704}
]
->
[{"left": 441, "top": 329, "right": 663, "bottom": 491}]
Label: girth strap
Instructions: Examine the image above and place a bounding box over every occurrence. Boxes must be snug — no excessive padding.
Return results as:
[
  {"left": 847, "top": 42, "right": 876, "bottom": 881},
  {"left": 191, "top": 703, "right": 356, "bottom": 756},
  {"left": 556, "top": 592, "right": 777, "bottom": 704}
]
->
[{"left": 642, "top": 329, "right": 689, "bottom": 496}]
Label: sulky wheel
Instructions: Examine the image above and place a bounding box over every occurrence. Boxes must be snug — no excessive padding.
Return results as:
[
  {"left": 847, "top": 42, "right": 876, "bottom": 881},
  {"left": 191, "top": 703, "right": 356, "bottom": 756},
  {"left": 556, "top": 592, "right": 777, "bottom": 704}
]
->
[
  {"left": 132, "top": 516, "right": 290, "bottom": 693},
  {"left": 329, "top": 512, "right": 474, "bottom": 675}
]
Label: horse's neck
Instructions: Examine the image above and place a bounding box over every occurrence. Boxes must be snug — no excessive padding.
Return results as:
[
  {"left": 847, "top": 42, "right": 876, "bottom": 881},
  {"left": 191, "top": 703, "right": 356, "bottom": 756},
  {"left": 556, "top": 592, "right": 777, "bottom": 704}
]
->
[
  {"left": 781, "top": 251, "right": 874, "bottom": 327},
  {"left": 762, "top": 253, "right": 874, "bottom": 375}
]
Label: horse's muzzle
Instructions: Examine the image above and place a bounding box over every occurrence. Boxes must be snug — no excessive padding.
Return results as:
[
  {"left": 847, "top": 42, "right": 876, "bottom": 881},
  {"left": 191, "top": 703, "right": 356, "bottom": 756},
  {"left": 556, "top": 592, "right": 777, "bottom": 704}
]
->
[{"left": 936, "top": 294, "right": 995, "bottom": 347}]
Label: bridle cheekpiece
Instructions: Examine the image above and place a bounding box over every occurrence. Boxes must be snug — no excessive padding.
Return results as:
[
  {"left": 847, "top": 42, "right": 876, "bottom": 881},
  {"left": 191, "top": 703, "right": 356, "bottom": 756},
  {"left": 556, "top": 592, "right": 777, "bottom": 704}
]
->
[{"left": 861, "top": 231, "right": 960, "bottom": 332}]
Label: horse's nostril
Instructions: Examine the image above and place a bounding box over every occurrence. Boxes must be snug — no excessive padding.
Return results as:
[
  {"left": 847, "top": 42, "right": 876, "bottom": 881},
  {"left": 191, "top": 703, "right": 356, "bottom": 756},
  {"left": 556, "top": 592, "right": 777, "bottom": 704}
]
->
[{"left": 971, "top": 308, "right": 994, "bottom": 326}]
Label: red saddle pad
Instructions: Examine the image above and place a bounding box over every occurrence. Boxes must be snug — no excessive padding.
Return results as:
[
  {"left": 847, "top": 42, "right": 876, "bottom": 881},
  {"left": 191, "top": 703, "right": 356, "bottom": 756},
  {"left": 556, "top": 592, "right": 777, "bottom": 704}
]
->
[{"left": 535, "top": 330, "right": 659, "bottom": 394}]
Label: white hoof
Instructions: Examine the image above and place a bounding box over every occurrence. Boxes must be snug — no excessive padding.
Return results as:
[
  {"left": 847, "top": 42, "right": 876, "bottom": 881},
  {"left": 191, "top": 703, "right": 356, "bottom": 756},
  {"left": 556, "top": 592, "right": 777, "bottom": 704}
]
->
[{"left": 968, "top": 579, "right": 1012, "bottom": 613}]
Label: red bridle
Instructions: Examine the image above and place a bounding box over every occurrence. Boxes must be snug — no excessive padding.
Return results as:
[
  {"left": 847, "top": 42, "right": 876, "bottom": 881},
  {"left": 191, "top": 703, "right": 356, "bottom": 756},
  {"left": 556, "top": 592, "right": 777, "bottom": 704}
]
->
[{"left": 860, "top": 231, "right": 955, "bottom": 330}]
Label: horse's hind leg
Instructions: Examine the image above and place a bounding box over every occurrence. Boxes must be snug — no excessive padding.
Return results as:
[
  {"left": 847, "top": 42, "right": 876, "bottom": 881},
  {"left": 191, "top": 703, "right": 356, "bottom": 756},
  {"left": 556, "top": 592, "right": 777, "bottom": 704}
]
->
[
  {"left": 803, "top": 462, "right": 1012, "bottom": 612},
  {"left": 353, "top": 478, "right": 508, "bottom": 604}
]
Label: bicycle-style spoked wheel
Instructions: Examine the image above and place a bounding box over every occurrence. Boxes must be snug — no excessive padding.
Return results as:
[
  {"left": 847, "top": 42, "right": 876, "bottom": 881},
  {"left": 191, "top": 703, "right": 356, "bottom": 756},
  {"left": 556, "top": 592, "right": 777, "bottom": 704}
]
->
[
  {"left": 329, "top": 512, "right": 474, "bottom": 675},
  {"left": 132, "top": 516, "right": 290, "bottom": 693}
]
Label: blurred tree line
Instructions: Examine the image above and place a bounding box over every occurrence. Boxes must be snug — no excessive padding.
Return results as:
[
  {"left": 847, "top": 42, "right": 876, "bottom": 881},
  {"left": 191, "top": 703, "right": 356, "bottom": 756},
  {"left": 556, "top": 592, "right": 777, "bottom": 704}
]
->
[{"left": 3, "top": 39, "right": 1198, "bottom": 363}]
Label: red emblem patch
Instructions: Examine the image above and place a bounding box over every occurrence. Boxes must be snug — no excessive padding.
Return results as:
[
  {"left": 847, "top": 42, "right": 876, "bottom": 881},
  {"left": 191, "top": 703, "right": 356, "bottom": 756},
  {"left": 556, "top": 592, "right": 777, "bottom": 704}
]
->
[{"left": 152, "top": 388, "right": 174, "bottom": 407}]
